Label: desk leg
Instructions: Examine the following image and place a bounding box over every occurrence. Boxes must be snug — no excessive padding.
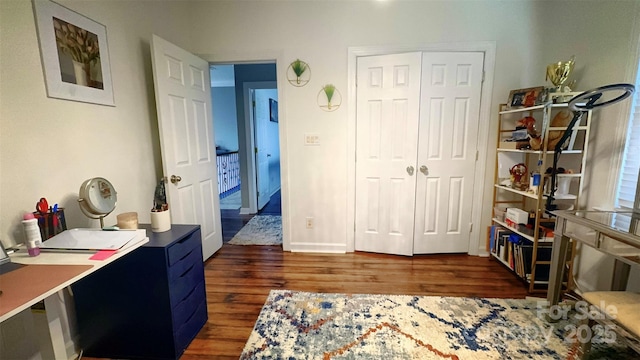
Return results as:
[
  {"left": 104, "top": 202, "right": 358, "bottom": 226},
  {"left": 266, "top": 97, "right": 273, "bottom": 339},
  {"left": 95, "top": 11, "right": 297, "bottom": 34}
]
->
[
  {"left": 611, "top": 260, "right": 631, "bottom": 291},
  {"left": 37, "top": 291, "right": 76, "bottom": 360},
  {"left": 547, "top": 233, "right": 570, "bottom": 309}
]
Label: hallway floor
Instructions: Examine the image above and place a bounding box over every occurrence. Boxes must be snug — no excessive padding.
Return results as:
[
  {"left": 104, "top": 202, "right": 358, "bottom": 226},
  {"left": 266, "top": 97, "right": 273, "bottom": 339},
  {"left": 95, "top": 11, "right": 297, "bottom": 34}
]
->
[{"left": 221, "top": 190, "right": 281, "bottom": 243}]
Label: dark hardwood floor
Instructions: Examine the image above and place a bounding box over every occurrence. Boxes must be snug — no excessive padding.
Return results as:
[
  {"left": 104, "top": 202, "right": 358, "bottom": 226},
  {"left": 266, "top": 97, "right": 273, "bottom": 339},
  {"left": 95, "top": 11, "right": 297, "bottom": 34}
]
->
[
  {"left": 181, "top": 245, "right": 529, "bottom": 359},
  {"left": 88, "top": 191, "right": 531, "bottom": 359}
]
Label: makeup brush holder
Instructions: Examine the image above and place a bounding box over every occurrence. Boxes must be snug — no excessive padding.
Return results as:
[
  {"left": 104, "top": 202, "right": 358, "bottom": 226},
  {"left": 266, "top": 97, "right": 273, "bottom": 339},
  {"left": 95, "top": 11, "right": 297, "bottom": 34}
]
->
[{"left": 150, "top": 210, "right": 171, "bottom": 232}]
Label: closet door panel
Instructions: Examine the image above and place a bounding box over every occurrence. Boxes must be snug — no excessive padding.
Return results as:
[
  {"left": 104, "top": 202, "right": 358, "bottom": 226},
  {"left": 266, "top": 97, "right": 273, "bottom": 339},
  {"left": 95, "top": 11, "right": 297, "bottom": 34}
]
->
[
  {"left": 414, "top": 52, "right": 484, "bottom": 254},
  {"left": 355, "top": 52, "right": 422, "bottom": 256}
]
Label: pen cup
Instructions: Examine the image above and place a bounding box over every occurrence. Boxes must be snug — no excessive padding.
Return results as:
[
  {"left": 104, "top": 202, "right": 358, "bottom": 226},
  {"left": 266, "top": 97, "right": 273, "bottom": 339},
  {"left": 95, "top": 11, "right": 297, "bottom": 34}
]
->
[{"left": 150, "top": 210, "right": 171, "bottom": 232}]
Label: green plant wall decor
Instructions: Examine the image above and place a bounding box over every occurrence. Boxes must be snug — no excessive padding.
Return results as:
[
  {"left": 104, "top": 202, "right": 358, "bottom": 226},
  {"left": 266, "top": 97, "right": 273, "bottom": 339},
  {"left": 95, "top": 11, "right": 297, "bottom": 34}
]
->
[
  {"left": 318, "top": 84, "right": 341, "bottom": 112},
  {"left": 287, "top": 59, "right": 310, "bottom": 87}
]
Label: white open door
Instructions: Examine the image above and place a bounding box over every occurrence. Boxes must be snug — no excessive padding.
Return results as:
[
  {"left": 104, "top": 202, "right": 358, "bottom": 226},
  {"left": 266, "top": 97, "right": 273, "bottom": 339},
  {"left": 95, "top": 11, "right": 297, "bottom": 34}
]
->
[
  {"left": 354, "top": 52, "right": 423, "bottom": 256},
  {"left": 413, "top": 52, "right": 484, "bottom": 254},
  {"left": 150, "top": 34, "right": 223, "bottom": 260},
  {"left": 254, "top": 89, "right": 272, "bottom": 210}
]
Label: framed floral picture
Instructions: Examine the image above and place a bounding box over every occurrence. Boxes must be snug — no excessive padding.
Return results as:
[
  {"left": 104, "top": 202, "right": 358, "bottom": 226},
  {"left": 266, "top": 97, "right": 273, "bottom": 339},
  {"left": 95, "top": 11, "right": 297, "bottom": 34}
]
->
[{"left": 33, "top": 0, "right": 114, "bottom": 106}]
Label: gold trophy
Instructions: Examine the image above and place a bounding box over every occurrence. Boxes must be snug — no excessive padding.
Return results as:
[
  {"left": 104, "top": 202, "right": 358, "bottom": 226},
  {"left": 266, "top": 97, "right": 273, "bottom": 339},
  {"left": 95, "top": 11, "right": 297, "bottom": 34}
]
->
[{"left": 546, "top": 55, "right": 575, "bottom": 94}]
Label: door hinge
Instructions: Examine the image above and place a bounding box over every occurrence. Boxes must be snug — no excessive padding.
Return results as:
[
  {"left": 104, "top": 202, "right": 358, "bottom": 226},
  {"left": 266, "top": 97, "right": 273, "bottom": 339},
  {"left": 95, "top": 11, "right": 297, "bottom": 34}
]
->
[
  {"left": 475, "top": 150, "right": 479, "bottom": 161},
  {"left": 469, "top": 222, "right": 473, "bottom": 233},
  {"left": 255, "top": 147, "right": 258, "bottom": 154},
  {"left": 252, "top": 100, "right": 256, "bottom": 107}
]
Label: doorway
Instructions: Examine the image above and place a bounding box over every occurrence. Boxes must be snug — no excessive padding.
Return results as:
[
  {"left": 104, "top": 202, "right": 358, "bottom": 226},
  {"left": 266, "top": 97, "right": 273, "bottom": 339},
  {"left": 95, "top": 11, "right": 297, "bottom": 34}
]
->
[{"left": 210, "top": 64, "right": 282, "bottom": 242}]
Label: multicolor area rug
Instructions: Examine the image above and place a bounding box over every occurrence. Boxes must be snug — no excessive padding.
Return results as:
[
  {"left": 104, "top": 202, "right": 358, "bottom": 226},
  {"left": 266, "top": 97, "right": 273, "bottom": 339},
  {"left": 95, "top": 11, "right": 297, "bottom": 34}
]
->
[
  {"left": 229, "top": 215, "right": 282, "bottom": 245},
  {"left": 241, "top": 290, "right": 637, "bottom": 359}
]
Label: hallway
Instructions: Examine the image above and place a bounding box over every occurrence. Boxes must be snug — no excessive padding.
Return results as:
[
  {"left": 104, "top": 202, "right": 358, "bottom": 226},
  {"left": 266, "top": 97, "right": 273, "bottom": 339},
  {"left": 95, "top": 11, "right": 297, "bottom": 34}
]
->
[{"left": 221, "top": 190, "right": 281, "bottom": 243}]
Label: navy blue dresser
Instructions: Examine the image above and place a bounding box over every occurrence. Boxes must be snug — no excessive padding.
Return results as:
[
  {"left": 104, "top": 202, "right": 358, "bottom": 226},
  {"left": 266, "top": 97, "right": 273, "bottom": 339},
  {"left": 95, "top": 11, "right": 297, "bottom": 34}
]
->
[{"left": 72, "top": 224, "right": 207, "bottom": 359}]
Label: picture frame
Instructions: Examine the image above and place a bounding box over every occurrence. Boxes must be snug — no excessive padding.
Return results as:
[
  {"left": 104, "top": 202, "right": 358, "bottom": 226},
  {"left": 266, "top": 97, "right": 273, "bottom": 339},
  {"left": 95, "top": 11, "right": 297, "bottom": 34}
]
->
[
  {"left": 32, "top": 0, "right": 114, "bottom": 106},
  {"left": 269, "top": 98, "right": 278, "bottom": 123},
  {"left": 506, "top": 86, "right": 544, "bottom": 109}
]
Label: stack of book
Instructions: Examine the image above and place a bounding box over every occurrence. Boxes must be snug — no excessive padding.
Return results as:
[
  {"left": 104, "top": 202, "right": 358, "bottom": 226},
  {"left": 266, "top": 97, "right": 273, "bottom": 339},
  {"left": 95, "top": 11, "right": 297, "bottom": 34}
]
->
[{"left": 489, "top": 225, "right": 553, "bottom": 283}]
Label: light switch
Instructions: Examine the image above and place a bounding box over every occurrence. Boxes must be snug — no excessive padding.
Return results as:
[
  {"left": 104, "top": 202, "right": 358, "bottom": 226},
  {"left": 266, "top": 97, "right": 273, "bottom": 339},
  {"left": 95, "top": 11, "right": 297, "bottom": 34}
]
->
[{"left": 304, "top": 133, "right": 320, "bottom": 146}]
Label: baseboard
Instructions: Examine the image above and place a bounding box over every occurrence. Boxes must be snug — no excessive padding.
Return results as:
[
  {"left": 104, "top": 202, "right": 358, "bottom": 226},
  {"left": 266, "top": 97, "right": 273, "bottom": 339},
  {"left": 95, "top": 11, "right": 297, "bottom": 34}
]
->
[
  {"left": 239, "top": 207, "right": 252, "bottom": 215},
  {"left": 269, "top": 186, "right": 281, "bottom": 197},
  {"left": 289, "top": 242, "right": 346, "bottom": 253}
]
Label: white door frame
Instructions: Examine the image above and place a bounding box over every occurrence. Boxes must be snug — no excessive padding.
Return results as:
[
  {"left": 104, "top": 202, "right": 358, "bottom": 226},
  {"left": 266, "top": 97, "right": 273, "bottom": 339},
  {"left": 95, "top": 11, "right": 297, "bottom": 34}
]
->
[
  {"left": 199, "top": 50, "right": 291, "bottom": 252},
  {"left": 347, "top": 42, "right": 496, "bottom": 255},
  {"left": 242, "top": 81, "right": 278, "bottom": 214}
]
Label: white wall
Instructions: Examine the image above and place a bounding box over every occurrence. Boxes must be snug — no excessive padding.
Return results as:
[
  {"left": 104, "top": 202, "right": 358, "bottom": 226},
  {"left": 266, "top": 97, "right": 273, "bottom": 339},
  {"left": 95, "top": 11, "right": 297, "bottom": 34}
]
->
[
  {"left": 1, "top": 0, "right": 639, "bottom": 291},
  {"left": 188, "top": 0, "right": 640, "bottom": 284},
  {"left": 212, "top": 86, "right": 239, "bottom": 151},
  {"left": 0, "top": 0, "right": 192, "bottom": 246}
]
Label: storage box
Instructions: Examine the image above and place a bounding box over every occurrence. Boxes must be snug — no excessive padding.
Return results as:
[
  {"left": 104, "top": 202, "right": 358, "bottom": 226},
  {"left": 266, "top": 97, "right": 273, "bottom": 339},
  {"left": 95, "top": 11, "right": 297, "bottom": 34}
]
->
[
  {"left": 499, "top": 140, "right": 529, "bottom": 150},
  {"left": 493, "top": 206, "right": 507, "bottom": 222},
  {"left": 506, "top": 208, "right": 529, "bottom": 225}
]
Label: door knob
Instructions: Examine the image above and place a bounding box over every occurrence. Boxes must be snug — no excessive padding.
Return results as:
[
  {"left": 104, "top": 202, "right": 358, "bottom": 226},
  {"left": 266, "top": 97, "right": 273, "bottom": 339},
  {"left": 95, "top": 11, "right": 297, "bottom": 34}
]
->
[
  {"left": 420, "top": 165, "right": 428, "bottom": 175},
  {"left": 406, "top": 166, "right": 415, "bottom": 176},
  {"left": 170, "top": 175, "right": 182, "bottom": 184}
]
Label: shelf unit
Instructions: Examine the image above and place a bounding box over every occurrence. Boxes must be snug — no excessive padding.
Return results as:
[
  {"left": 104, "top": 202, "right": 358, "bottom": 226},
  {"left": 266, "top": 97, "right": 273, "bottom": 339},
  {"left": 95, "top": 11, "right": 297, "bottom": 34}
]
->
[{"left": 490, "top": 96, "right": 592, "bottom": 293}]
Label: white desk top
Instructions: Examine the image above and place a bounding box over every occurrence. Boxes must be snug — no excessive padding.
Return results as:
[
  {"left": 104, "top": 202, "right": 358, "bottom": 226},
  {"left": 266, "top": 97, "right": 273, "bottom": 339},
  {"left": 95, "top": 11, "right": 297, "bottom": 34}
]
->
[{"left": 1, "top": 230, "right": 148, "bottom": 322}]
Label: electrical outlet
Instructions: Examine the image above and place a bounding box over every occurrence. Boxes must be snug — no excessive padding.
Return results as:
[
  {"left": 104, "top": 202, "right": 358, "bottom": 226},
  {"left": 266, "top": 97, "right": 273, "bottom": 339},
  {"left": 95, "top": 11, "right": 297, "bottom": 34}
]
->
[
  {"left": 304, "top": 133, "right": 320, "bottom": 145},
  {"left": 305, "top": 217, "right": 314, "bottom": 229}
]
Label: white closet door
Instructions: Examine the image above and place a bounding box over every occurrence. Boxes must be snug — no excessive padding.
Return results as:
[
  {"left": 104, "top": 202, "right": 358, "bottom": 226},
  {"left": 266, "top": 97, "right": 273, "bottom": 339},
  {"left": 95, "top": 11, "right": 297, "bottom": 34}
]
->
[
  {"left": 413, "top": 52, "right": 484, "bottom": 254},
  {"left": 354, "top": 52, "right": 423, "bottom": 256}
]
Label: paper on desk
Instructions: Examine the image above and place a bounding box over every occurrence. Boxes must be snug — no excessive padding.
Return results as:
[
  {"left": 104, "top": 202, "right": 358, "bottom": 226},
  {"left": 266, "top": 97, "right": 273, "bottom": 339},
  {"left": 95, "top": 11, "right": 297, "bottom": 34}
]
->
[{"left": 40, "top": 228, "right": 141, "bottom": 251}]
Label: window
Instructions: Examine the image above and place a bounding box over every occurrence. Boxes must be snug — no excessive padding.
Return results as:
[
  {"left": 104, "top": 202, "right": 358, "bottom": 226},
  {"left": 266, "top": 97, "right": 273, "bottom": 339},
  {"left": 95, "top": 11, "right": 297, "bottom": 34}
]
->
[{"left": 615, "top": 66, "right": 640, "bottom": 210}]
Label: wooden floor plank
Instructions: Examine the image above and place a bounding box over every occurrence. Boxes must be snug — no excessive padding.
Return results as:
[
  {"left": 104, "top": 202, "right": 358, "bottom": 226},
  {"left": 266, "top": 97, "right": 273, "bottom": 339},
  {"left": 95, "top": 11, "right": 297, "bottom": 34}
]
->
[
  {"left": 180, "top": 244, "right": 529, "bottom": 358},
  {"left": 84, "top": 192, "right": 530, "bottom": 359}
]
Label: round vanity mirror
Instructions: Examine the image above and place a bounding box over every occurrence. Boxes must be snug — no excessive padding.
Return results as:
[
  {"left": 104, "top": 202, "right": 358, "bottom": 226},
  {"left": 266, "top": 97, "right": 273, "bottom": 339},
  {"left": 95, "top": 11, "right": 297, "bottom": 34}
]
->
[{"left": 78, "top": 177, "right": 117, "bottom": 227}]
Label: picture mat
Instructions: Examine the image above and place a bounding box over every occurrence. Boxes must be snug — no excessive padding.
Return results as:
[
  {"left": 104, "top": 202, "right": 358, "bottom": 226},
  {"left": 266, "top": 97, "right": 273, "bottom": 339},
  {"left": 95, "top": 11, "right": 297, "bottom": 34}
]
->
[{"left": 32, "top": 0, "right": 115, "bottom": 106}]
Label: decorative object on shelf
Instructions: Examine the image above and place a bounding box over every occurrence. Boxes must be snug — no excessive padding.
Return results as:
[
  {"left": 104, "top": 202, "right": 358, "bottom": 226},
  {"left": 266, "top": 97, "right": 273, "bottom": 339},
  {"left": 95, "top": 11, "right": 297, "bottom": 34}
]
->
[
  {"left": 515, "top": 116, "right": 537, "bottom": 136},
  {"left": 506, "top": 86, "right": 544, "bottom": 109},
  {"left": 78, "top": 177, "right": 117, "bottom": 228},
  {"left": 546, "top": 55, "right": 575, "bottom": 93},
  {"left": 529, "top": 110, "right": 571, "bottom": 150},
  {"left": 542, "top": 167, "right": 573, "bottom": 196},
  {"left": 529, "top": 173, "right": 541, "bottom": 195},
  {"left": 317, "top": 84, "right": 342, "bottom": 112},
  {"left": 33, "top": 0, "right": 114, "bottom": 106},
  {"left": 546, "top": 83, "right": 635, "bottom": 211},
  {"left": 287, "top": 59, "right": 310, "bottom": 87},
  {"left": 509, "top": 163, "right": 528, "bottom": 191}
]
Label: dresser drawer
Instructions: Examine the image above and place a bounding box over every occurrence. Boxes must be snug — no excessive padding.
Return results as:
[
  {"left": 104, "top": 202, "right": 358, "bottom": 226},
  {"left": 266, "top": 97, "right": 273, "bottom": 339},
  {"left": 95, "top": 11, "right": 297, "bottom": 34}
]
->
[
  {"left": 168, "top": 243, "right": 202, "bottom": 283},
  {"left": 167, "top": 229, "right": 201, "bottom": 267},
  {"left": 172, "top": 280, "right": 206, "bottom": 328},
  {"left": 168, "top": 258, "right": 205, "bottom": 307},
  {"left": 175, "top": 299, "right": 207, "bottom": 355}
]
